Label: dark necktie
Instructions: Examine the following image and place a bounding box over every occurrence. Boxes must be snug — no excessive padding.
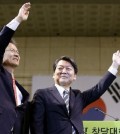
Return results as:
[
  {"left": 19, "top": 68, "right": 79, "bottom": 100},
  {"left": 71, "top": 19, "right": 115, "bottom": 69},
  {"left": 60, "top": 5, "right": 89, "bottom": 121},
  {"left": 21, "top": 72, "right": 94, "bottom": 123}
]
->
[{"left": 63, "top": 90, "right": 76, "bottom": 134}]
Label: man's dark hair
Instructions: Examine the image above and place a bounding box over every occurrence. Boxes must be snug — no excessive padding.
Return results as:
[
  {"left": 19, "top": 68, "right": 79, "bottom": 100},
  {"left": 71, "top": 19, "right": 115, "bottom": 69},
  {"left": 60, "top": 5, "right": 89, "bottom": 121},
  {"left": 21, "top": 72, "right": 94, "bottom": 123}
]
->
[{"left": 53, "top": 56, "right": 78, "bottom": 74}]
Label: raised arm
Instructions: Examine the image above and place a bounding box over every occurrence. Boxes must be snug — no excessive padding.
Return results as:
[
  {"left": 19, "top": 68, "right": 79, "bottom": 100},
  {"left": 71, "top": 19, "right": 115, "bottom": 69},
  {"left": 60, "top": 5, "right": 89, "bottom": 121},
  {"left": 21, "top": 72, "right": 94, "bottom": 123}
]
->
[
  {"left": 82, "top": 50, "right": 120, "bottom": 108},
  {"left": 0, "top": 2, "right": 31, "bottom": 65}
]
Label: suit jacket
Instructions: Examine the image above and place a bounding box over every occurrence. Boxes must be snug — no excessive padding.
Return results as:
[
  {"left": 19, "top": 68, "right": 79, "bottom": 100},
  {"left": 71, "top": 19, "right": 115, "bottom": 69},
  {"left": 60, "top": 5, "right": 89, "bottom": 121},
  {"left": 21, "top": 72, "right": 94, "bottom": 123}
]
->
[
  {"left": 0, "top": 26, "right": 29, "bottom": 134},
  {"left": 30, "top": 71, "right": 116, "bottom": 134}
]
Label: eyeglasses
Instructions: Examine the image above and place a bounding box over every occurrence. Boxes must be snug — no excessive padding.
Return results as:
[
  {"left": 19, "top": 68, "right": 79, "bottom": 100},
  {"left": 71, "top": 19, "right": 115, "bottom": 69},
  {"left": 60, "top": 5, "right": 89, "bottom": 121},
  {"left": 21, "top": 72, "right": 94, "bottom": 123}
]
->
[{"left": 6, "top": 49, "right": 19, "bottom": 54}]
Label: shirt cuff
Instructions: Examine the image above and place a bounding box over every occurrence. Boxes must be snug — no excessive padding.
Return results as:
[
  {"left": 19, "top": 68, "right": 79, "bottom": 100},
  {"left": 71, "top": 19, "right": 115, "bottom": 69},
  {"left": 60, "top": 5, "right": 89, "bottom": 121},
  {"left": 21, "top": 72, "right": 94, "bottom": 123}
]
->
[
  {"left": 108, "top": 65, "right": 118, "bottom": 76},
  {"left": 6, "top": 18, "right": 20, "bottom": 31}
]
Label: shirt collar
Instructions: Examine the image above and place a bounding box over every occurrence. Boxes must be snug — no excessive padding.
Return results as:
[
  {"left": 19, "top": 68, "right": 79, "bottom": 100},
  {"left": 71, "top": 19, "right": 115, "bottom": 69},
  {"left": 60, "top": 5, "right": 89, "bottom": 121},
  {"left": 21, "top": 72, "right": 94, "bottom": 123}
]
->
[{"left": 55, "top": 84, "right": 70, "bottom": 98}]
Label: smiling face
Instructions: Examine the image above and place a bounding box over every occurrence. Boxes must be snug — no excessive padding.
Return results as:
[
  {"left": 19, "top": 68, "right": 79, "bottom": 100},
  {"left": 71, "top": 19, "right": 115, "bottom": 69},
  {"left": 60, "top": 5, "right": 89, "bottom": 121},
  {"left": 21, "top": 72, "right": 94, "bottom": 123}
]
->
[
  {"left": 3, "top": 43, "right": 20, "bottom": 68},
  {"left": 53, "top": 60, "right": 76, "bottom": 88}
]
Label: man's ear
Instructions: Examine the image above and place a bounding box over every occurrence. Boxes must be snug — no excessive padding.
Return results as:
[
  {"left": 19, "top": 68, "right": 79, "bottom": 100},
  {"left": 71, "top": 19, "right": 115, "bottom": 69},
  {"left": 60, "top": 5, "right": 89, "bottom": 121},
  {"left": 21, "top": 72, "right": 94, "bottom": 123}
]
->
[
  {"left": 52, "top": 73, "right": 55, "bottom": 79},
  {"left": 73, "top": 75, "right": 77, "bottom": 80}
]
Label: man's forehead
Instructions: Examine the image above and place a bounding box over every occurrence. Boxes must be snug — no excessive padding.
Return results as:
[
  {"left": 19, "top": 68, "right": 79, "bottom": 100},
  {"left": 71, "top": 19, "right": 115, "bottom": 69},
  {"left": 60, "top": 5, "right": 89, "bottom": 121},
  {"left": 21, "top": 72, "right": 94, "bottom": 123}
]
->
[
  {"left": 7, "top": 43, "right": 17, "bottom": 49},
  {"left": 57, "top": 60, "right": 73, "bottom": 67}
]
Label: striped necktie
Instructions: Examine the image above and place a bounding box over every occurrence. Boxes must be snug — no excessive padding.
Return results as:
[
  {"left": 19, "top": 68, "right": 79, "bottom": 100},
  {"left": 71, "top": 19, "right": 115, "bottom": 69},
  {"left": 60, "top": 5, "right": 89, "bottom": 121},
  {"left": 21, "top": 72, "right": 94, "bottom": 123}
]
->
[
  {"left": 63, "top": 90, "right": 76, "bottom": 134},
  {"left": 63, "top": 90, "right": 69, "bottom": 113}
]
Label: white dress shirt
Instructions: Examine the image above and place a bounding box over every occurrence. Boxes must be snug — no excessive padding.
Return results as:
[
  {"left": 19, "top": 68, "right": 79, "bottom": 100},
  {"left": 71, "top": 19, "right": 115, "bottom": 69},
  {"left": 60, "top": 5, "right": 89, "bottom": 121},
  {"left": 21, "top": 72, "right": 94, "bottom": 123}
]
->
[{"left": 55, "top": 84, "right": 70, "bottom": 98}]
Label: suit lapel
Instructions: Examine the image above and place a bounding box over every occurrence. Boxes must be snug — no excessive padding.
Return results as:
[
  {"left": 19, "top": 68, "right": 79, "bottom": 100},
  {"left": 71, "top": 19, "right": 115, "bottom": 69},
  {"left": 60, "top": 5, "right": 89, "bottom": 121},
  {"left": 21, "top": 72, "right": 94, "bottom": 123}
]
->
[
  {"left": 2, "top": 68, "right": 16, "bottom": 105},
  {"left": 16, "top": 81, "right": 29, "bottom": 103},
  {"left": 69, "top": 88, "right": 76, "bottom": 115},
  {"left": 49, "top": 86, "right": 65, "bottom": 104},
  {"left": 49, "top": 86, "right": 69, "bottom": 115}
]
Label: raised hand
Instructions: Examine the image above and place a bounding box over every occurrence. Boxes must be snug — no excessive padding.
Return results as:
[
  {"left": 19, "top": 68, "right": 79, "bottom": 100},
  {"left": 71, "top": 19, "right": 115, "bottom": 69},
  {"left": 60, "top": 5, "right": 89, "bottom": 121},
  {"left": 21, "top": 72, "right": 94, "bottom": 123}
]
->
[
  {"left": 15, "top": 2, "right": 31, "bottom": 23},
  {"left": 112, "top": 50, "right": 120, "bottom": 66}
]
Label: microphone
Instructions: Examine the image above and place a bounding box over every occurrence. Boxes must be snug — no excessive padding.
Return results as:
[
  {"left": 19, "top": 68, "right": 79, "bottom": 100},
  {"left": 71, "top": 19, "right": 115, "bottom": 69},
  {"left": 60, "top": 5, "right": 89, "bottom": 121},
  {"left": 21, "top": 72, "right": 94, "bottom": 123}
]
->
[{"left": 94, "top": 108, "right": 119, "bottom": 121}]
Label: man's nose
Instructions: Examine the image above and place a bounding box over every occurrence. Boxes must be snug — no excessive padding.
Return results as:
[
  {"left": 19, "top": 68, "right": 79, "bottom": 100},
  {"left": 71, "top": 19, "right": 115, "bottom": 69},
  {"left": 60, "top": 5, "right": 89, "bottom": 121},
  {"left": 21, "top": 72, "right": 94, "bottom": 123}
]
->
[
  {"left": 14, "top": 53, "right": 19, "bottom": 57},
  {"left": 62, "top": 68, "right": 67, "bottom": 73}
]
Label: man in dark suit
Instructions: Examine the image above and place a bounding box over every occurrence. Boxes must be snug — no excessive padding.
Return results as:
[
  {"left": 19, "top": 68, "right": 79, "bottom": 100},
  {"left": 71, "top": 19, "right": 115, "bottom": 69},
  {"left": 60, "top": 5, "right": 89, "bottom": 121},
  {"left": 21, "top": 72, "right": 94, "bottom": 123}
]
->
[
  {"left": 30, "top": 52, "right": 120, "bottom": 134},
  {"left": 0, "top": 2, "right": 31, "bottom": 134}
]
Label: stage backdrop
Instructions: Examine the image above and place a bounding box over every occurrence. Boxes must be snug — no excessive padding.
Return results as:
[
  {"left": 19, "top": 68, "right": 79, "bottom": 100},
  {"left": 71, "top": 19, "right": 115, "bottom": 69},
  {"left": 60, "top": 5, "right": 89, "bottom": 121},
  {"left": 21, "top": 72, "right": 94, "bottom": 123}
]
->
[{"left": 31, "top": 75, "right": 120, "bottom": 121}]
